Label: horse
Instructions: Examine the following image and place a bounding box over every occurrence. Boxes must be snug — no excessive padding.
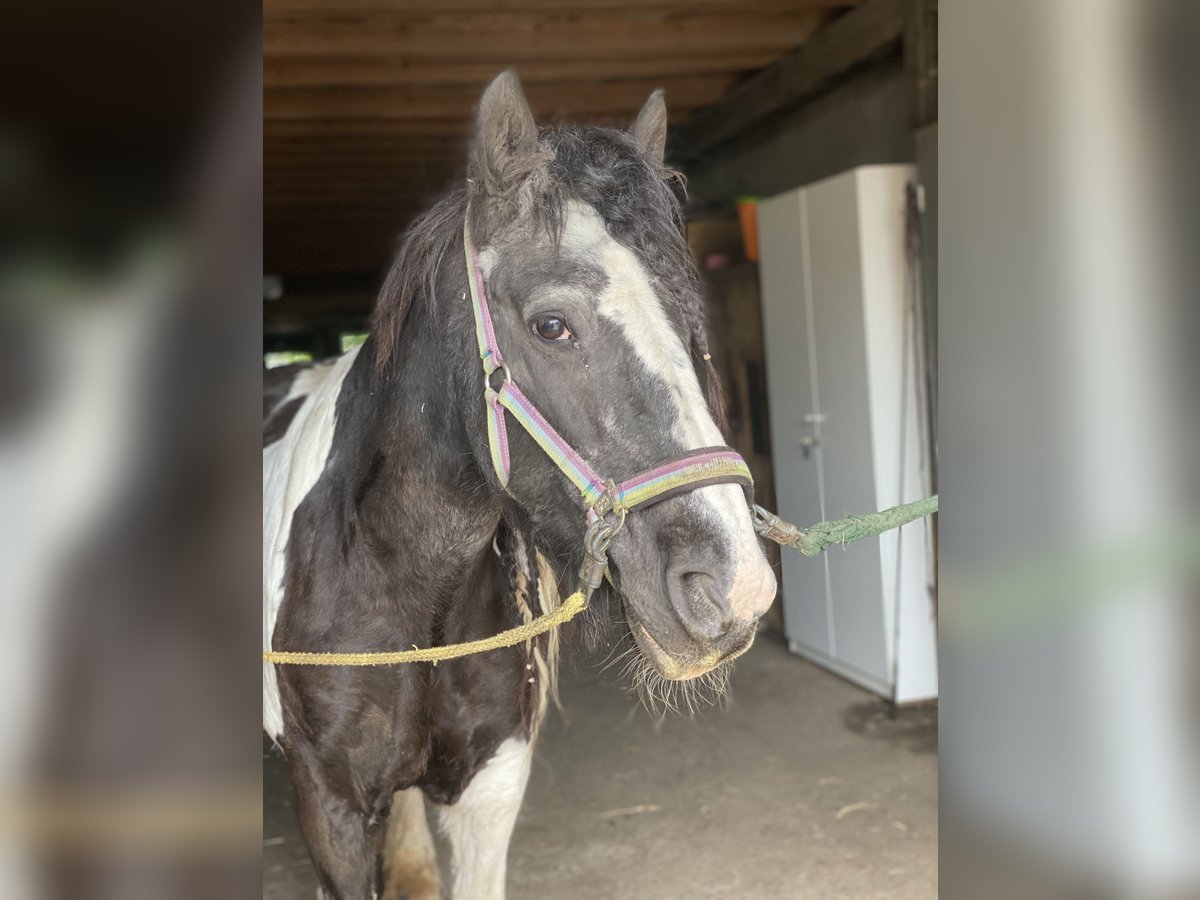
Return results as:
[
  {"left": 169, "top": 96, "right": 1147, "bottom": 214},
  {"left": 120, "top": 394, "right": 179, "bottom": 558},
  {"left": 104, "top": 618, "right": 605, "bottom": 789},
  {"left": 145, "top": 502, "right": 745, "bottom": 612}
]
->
[{"left": 263, "top": 71, "right": 777, "bottom": 900}]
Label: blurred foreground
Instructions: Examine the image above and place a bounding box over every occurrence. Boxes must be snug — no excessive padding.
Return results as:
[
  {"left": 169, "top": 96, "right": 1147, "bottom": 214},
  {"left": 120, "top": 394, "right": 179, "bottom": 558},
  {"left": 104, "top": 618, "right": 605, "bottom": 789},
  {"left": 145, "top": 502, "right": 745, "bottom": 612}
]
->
[
  {"left": 1, "top": 4, "right": 261, "bottom": 897},
  {"left": 941, "top": 0, "right": 1199, "bottom": 895}
]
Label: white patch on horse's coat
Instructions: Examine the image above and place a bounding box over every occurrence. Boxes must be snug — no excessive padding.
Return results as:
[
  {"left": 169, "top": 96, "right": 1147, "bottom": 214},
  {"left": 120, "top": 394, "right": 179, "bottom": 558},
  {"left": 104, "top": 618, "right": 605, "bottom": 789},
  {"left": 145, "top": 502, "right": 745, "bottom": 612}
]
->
[
  {"left": 265, "top": 360, "right": 338, "bottom": 427},
  {"left": 437, "top": 737, "right": 532, "bottom": 900},
  {"left": 262, "top": 345, "right": 361, "bottom": 740},
  {"left": 560, "top": 202, "right": 774, "bottom": 620},
  {"left": 289, "top": 362, "right": 337, "bottom": 404},
  {"left": 477, "top": 247, "right": 498, "bottom": 278}
]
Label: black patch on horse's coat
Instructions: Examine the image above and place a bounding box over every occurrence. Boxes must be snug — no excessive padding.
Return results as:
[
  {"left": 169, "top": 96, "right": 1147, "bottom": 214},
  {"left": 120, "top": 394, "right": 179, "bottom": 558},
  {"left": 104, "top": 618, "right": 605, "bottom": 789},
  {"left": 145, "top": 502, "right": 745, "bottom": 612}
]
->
[
  {"left": 263, "top": 396, "right": 304, "bottom": 447},
  {"left": 353, "top": 449, "right": 386, "bottom": 511},
  {"left": 264, "top": 362, "right": 310, "bottom": 418},
  {"left": 264, "top": 362, "right": 318, "bottom": 447}
]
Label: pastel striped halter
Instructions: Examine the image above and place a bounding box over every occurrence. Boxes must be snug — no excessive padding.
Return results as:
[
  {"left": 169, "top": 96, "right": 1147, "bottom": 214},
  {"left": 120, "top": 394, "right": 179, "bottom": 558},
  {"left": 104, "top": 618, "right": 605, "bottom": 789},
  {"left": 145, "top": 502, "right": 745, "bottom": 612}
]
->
[{"left": 463, "top": 216, "right": 754, "bottom": 533}]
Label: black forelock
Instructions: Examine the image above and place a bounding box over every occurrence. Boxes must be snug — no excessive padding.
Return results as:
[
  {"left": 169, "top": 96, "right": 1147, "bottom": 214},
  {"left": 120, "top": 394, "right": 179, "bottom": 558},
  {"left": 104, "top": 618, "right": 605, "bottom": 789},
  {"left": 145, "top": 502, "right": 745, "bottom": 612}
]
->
[{"left": 543, "top": 127, "right": 687, "bottom": 249}]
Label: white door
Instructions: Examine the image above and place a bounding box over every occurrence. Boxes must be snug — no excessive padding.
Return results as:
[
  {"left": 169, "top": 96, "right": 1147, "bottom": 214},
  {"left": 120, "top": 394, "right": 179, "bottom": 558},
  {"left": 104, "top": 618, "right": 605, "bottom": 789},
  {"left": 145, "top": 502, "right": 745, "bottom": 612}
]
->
[
  {"left": 757, "top": 190, "right": 832, "bottom": 659},
  {"left": 758, "top": 166, "right": 936, "bottom": 703},
  {"left": 805, "top": 173, "right": 891, "bottom": 690}
]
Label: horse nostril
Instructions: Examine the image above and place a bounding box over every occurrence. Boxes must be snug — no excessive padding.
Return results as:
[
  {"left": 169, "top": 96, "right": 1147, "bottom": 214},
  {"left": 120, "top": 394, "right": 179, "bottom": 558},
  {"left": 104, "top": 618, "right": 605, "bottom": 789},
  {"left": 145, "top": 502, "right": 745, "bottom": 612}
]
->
[
  {"left": 682, "top": 571, "right": 717, "bottom": 610},
  {"left": 675, "top": 571, "right": 732, "bottom": 638}
]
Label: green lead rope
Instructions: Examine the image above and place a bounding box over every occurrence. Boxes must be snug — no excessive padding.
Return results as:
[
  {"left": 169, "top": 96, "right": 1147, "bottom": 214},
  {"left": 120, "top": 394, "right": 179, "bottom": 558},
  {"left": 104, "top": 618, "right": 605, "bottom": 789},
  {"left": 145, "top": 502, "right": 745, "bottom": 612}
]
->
[
  {"left": 753, "top": 495, "right": 938, "bottom": 557},
  {"left": 265, "top": 496, "right": 940, "bottom": 667}
]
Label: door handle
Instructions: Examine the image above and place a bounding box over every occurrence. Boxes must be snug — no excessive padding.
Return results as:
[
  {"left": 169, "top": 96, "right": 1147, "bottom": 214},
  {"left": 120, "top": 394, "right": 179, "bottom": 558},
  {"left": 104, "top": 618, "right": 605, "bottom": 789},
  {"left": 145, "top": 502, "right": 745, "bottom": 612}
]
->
[{"left": 799, "top": 432, "right": 819, "bottom": 459}]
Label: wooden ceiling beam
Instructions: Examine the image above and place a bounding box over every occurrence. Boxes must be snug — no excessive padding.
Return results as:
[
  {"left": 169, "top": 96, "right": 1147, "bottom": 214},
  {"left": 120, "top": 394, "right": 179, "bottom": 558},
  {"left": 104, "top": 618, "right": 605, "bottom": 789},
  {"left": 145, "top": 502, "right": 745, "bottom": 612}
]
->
[
  {"left": 267, "top": 136, "right": 466, "bottom": 151},
  {"left": 266, "top": 215, "right": 416, "bottom": 226},
  {"left": 267, "top": 149, "right": 461, "bottom": 159},
  {"left": 267, "top": 197, "right": 450, "bottom": 209},
  {"left": 266, "top": 185, "right": 456, "bottom": 197},
  {"left": 265, "top": 76, "right": 735, "bottom": 121},
  {"left": 267, "top": 175, "right": 458, "bottom": 191},
  {"left": 266, "top": 151, "right": 464, "bottom": 167},
  {"left": 677, "top": 0, "right": 904, "bottom": 152},
  {"left": 262, "top": 2, "right": 852, "bottom": 275},
  {"left": 265, "top": 253, "right": 396, "bottom": 275},
  {"left": 266, "top": 152, "right": 465, "bottom": 170},
  {"left": 265, "top": 157, "right": 463, "bottom": 170},
  {"left": 263, "top": 11, "right": 827, "bottom": 59},
  {"left": 264, "top": 113, "right": 633, "bottom": 139},
  {"left": 266, "top": 0, "right": 857, "bottom": 15},
  {"left": 265, "top": 53, "right": 779, "bottom": 89}
]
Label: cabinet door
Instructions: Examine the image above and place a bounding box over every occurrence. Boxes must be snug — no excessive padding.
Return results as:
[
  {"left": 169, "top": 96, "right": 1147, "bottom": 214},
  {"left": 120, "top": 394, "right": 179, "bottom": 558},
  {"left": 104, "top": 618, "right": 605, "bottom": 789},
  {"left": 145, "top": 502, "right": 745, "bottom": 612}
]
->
[
  {"left": 806, "top": 171, "right": 891, "bottom": 689},
  {"left": 757, "top": 191, "right": 831, "bottom": 658}
]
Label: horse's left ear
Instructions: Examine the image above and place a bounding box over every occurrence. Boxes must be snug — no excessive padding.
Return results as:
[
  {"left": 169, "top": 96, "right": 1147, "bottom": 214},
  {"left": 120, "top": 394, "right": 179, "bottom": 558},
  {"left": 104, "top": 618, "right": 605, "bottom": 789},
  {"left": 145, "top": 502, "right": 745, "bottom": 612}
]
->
[{"left": 630, "top": 90, "right": 668, "bottom": 167}]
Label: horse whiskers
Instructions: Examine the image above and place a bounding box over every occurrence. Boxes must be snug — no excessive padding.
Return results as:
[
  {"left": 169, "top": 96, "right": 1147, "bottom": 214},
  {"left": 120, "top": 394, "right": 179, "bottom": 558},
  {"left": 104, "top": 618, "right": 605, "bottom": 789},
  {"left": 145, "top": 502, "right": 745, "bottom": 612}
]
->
[
  {"left": 520, "top": 568, "right": 732, "bottom": 719},
  {"left": 597, "top": 609, "right": 735, "bottom": 718},
  {"left": 596, "top": 637, "right": 633, "bottom": 673},
  {"left": 631, "top": 662, "right": 732, "bottom": 721},
  {"left": 579, "top": 598, "right": 613, "bottom": 651},
  {"left": 598, "top": 642, "right": 638, "bottom": 676}
]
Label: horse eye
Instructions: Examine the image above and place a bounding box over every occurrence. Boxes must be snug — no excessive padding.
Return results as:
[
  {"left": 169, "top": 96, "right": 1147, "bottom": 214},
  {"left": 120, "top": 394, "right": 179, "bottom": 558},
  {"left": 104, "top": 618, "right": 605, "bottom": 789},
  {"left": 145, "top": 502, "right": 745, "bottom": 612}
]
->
[{"left": 532, "top": 315, "right": 571, "bottom": 342}]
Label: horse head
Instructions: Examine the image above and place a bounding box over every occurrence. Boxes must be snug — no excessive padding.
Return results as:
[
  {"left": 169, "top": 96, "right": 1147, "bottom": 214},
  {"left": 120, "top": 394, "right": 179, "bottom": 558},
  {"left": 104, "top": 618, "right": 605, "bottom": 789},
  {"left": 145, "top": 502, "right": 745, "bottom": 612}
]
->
[{"left": 381, "top": 72, "right": 777, "bottom": 692}]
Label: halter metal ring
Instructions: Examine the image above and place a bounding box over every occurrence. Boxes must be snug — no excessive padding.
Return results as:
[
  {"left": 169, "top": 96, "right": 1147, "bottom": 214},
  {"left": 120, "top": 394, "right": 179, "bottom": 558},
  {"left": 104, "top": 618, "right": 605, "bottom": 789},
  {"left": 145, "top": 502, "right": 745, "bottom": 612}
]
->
[
  {"left": 606, "top": 478, "right": 627, "bottom": 533},
  {"left": 589, "top": 479, "right": 627, "bottom": 535},
  {"left": 484, "top": 362, "right": 511, "bottom": 394}
]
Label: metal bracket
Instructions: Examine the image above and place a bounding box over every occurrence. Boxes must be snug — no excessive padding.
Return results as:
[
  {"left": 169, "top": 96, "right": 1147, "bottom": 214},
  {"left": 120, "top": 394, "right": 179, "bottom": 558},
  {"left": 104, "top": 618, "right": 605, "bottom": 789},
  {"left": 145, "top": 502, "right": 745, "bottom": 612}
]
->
[{"left": 579, "top": 515, "right": 621, "bottom": 592}]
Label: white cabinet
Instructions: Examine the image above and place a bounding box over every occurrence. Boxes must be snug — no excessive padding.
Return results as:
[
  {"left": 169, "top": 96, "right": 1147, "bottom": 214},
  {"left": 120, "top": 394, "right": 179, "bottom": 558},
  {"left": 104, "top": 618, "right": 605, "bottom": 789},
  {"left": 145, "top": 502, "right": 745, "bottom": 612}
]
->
[{"left": 758, "top": 166, "right": 937, "bottom": 704}]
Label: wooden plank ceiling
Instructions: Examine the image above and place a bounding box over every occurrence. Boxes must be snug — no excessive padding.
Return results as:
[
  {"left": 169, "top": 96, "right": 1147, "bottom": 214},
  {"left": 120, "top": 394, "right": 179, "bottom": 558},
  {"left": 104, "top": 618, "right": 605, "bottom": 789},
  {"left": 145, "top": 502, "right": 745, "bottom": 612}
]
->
[{"left": 265, "top": 0, "right": 858, "bottom": 277}]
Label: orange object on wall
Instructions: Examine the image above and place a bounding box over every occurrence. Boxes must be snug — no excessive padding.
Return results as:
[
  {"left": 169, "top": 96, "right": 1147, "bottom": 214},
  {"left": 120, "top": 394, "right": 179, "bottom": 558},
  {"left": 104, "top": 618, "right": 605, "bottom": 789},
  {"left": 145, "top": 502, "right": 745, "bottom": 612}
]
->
[{"left": 735, "top": 196, "right": 760, "bottom": 262}]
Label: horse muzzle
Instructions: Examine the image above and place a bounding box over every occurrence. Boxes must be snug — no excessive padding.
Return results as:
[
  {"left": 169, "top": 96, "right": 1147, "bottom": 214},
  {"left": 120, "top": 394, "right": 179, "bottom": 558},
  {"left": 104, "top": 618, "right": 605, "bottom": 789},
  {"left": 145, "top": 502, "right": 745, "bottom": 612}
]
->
[{"left": 619, "top": 535, "right": 776, "bottom": 681}]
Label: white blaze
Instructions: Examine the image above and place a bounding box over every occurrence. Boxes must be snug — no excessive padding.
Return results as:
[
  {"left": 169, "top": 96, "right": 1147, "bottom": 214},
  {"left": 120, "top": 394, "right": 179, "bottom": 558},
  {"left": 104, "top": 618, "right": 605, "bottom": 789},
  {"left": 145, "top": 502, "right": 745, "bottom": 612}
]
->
[{"left": 560, "top": 203, "right": 774, "bottom": 620}]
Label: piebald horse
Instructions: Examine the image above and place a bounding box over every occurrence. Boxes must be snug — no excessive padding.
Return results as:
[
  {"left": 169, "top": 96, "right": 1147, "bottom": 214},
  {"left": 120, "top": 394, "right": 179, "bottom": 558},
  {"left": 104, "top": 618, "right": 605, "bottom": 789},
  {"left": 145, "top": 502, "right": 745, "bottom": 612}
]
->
[{"left": 263, "top": 72, "right": 776, "bottom": 900}]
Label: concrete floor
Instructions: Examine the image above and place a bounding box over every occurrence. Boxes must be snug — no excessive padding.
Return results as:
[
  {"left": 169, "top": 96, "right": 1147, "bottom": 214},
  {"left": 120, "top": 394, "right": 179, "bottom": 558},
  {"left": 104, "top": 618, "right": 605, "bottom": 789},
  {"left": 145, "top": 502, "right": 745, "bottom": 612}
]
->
[{"left": 264, "top": 629, "right": 937, "bottom": 898}]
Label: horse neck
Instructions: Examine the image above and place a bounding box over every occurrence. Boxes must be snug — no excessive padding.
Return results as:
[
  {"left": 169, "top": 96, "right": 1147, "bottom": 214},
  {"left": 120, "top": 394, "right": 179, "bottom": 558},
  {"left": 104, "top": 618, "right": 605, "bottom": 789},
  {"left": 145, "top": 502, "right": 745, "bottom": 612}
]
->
[{"left": 343, "top": 298, "right": 503, "bottom": 601}]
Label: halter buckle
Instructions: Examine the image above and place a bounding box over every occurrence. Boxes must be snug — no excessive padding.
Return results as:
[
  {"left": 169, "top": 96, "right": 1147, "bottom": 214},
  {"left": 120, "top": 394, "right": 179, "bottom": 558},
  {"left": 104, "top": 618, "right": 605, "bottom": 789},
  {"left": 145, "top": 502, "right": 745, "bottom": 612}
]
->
[{"left": 579, "top": 481, "right": 626, "bottom": 592}]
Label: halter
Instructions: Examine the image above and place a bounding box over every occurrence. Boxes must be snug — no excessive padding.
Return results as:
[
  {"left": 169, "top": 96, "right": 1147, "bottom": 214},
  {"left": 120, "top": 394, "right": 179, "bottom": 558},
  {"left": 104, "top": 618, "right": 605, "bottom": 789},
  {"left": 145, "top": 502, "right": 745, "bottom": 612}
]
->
[{"left": 463, "top": 216, "right": 754, "bottom": 561}]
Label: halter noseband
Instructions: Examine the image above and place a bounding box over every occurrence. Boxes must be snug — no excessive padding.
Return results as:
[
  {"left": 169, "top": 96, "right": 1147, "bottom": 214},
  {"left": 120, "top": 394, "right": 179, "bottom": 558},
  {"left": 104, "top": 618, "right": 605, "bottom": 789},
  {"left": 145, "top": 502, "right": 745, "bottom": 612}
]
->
[{"left": 463, "top": 215, "right": 754, "bottom": 552}]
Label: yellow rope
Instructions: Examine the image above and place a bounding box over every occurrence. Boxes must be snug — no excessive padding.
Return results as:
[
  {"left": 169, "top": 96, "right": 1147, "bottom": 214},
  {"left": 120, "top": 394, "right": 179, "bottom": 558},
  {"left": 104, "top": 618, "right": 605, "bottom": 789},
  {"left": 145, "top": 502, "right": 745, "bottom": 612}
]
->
[
  {"left": 263, "top": 590, "right": 587, "bottom": 667},
  {"left": 263, "top": 498, "right": 940, "bottom": 668}
]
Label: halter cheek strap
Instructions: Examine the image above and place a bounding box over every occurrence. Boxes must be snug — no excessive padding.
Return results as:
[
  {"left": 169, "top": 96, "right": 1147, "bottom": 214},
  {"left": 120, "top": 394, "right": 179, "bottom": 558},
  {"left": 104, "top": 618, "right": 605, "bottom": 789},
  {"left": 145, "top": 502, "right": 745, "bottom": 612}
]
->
[{"left": 463, "top": 216, "right": 754, "bottom": 521}]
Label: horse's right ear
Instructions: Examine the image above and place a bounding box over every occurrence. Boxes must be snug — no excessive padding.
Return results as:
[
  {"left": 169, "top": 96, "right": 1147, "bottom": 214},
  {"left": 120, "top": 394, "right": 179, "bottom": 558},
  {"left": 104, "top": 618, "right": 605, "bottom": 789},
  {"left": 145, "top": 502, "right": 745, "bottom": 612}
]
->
[{"left": 469, "top": 71, "right": 541, "bottom": 199}]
